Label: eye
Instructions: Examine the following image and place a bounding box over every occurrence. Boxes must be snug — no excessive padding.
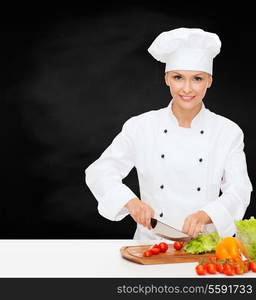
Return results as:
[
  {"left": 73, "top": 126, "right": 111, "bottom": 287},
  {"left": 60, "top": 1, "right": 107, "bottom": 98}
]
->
[
  {"left": 194, "top": 76, "right": 202, "bottom": 81},
  {"left": 173, "top": 75, "right": 182, "bottom": 80}
]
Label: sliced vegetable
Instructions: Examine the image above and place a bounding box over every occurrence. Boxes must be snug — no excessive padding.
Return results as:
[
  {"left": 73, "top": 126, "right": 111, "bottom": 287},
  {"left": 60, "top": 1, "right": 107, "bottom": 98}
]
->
[
  {"left": 151, "top": 244, "right": 161, "bottom": 250},
  {"left": 151, "top": 247, "right": 161, "bottom": 255},
  {"left": 143, "top": 250, "right": 153, "bottom": 257},
  {"left": 144, "top": 242, "right": 169, "bottom": 257}
]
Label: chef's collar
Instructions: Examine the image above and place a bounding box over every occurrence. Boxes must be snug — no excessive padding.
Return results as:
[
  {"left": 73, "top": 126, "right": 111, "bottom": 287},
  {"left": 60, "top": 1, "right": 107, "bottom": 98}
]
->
[{"left": 167, "top": 99, "right": 206, "bottom": 129}]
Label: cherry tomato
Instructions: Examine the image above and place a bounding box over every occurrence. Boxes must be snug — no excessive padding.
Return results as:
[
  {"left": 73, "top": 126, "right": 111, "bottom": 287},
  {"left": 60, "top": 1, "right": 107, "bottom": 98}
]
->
[
  {"left": 206, "top": 263, "right": 217, "bottom": 274},
  {"left": 173, "top": 241, "right": 183, "bottom": 251},
  {"left": 159, "top": 242, "right": 168, "bottom": 253},
  {"left": 216, "top": 263, "right": 224, "bottom": 273},
  {"left": 249, "top": 261, "right": 256, "bottom": 272},
  {"left": 223, "top": 264, "right": 235, "bottom": 276},
  {"left": 151, "top": 247, "right": 161, "bottom": 255},
  {"left": 151, "top": 244, "right": 161, "bottom": 249},
  {"left": 195, "top": 264, "right": 206, "bottom": 275},
  {"left": 143, "top": 250, "right": 153, "bottom": 257},
  {"left": 234, "top": 263, "right": 244, "bottom": 275},
  {"left": 243, "top": 260, "right": 250, "bottom": 273}
]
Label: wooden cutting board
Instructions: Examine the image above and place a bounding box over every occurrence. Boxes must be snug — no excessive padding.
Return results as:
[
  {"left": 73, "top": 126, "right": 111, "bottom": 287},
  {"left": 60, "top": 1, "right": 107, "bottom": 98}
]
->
[{"left": 120, "top": 244, "right": 214, "bottom": 265}]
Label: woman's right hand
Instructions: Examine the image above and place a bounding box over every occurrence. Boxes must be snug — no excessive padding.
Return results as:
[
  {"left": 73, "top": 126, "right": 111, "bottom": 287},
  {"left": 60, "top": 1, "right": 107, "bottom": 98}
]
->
[{"left": 125, "top": 197, "right": 155, "bottom": 230}]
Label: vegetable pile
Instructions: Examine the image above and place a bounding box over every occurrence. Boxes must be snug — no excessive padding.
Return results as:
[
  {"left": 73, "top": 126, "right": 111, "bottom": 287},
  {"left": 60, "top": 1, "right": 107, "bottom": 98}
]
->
[
  {"left": 235, "top": 216, "right": 256, "bottom": 260},
  {"left": 183, "top": 232, "right": 221, "bottom": 254},
  {"left": 195, "top": 256, "right": 256, "bottom": 276}
]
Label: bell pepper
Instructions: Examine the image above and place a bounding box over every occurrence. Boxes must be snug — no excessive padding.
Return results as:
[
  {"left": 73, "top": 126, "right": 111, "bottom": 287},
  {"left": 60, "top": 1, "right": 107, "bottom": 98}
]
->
[{"left": 215, "top": 237, "right": 245, "bottom": 263}]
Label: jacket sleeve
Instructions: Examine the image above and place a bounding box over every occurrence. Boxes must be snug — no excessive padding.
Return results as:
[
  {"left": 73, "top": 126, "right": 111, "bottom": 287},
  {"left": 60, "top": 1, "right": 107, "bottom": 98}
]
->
[
  {"left": 201, "top": 126, "right": 253, "bottom": 237},
  {"left": 85, "top": 117, "right": 138, "bottom": 221}
]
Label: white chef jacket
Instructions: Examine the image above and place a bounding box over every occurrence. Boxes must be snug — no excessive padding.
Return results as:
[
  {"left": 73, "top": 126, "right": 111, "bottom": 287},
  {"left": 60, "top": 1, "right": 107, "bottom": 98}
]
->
[{"left": 85, "top": 100, "right": 253, "bottom": 239}]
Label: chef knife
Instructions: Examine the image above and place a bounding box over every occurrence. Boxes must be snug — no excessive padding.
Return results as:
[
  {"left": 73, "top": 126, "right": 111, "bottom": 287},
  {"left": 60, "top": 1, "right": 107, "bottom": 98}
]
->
[{"left": 150, "top": 218, "right": 192, "bottom": 242}]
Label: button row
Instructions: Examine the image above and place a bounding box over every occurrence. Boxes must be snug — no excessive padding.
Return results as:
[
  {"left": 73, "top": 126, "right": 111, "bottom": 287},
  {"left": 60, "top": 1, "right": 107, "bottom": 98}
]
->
[
  {"left": 160, "top": 185, "right": 201, "bottom": 191},
  {"left": 163, "top": 129, "right": 205, "bottom": 134},
  {"left": 160, "top": 154, "right": 203, "bottom": 162}
]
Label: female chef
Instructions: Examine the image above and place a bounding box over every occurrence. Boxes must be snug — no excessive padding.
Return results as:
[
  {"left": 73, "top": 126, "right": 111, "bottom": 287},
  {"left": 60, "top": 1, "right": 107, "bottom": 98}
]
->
[{"left": 85, "top": 28, "right": 253, "bottom": 239}]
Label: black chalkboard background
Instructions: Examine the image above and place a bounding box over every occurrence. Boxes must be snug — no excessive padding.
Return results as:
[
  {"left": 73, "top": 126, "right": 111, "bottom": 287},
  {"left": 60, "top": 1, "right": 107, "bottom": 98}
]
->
[{"left": 1, "top": 3, "right": 255, "bottom": 238}]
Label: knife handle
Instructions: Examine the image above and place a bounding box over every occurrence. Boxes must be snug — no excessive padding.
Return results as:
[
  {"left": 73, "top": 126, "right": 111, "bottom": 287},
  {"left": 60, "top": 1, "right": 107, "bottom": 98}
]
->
[{"left": 150, "top": 218, "right": 157, "bottom": 229}]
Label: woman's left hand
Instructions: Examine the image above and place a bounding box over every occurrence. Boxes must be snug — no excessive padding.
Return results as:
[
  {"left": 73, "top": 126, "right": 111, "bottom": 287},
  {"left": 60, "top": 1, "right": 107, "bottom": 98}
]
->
[{"left": 182, "top": 210, "right": 212, "bottom": 238}]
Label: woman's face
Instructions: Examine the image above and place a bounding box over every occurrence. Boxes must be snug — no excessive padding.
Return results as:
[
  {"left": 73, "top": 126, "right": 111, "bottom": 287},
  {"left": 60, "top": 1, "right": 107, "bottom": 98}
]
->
[{"left": 165, "top": 70, "right": 212, "bottom": 110}]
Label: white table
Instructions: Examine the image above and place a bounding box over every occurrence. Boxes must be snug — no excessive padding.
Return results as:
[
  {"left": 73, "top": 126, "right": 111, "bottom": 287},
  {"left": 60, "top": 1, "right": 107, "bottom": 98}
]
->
[{"left": 0, "top": 239, "right": 255, "bottom": 278}]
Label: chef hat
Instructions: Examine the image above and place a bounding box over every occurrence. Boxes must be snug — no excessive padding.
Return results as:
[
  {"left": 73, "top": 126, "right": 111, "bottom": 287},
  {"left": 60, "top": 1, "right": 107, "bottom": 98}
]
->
[{"left": 148, "top": 27, "right": 221, "bottom": 75}]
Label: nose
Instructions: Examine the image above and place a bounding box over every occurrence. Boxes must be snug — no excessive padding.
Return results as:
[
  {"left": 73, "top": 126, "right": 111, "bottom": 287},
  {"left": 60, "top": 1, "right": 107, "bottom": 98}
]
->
[{"left": 182, "top": 80, "right": 192, "bottom": 94}]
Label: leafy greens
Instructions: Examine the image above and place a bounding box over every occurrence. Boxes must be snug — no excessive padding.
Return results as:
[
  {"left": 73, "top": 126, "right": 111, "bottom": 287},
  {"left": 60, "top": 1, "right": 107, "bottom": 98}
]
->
[
  {"left": 235, "top": 216, "right": 256, "bottom": 259},
  {"left": 183, "top": 232, "right": 221, "bottom": 254}
]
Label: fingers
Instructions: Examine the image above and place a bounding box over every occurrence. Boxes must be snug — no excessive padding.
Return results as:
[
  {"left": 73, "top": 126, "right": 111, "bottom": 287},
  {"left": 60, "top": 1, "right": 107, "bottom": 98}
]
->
[
  {"left": 145, "top": 207, "right": 155, "bottom": 230},
  {"left": 129, "top": 201, "right": 154, "bottom": 230},
  {"left": 191, "top": 223, "right": 203, "bottom": 238},
  {"left": 140, "top": 205, "right": 154, "bottom": 230},
  {"left": 182, "top": 213, "right": 206, "bottom": 238},
  {"left": 188, "top": 220, "right": 202, "bottom": 238}
]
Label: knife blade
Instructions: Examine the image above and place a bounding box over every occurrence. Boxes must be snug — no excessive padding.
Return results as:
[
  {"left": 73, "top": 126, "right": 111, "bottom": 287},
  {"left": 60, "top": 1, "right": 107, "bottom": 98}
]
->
[{"left": 150, "top": 218, "right": 192, "bottom": 242}]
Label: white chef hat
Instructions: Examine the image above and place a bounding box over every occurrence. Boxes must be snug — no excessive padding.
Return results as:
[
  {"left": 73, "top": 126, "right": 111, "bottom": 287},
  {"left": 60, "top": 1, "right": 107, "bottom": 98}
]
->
[{"left": 148, "top": 27, "right": 221, "bottom": 75}]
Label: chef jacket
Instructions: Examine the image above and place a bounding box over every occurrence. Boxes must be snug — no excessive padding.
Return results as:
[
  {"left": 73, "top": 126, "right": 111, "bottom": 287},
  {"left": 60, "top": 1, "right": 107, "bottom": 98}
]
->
[{"left": 85, "top": 100, "right": 253, "bottom": 239}]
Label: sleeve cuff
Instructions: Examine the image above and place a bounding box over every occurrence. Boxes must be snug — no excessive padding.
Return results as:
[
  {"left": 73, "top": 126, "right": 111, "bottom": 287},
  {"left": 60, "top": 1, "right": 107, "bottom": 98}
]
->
[
  {"left": 201, "top": 201, "right": 237, "bottom": 237},
  {"left": 97, "top": 184, "right": 137, "bottom": 221}
]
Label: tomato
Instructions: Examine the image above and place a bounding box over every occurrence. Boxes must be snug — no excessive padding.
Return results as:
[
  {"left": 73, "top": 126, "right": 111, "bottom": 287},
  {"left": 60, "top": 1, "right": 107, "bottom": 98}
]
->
[
  {"left": 243, "top": 260, "right": 250, "bottom": 273},
  {"left": 206, "top": 263, "right": 217, "bottom": 274},
  {"left": 249, "top": 261, "right": 256, "bottom": 272},
  {"left": 151, "top": 247, "right": 161, "bottom": 255},
  {"left": 159, "top": 242, "right": 168, "bottom": 253},
  {"left": 143, "top": 250, "right": 153, "bottom": 257},
  {"left": 195, "top": 264, "right": 206, "bottom": 275},
  {"left": 223, "top": 264, "right": 235, "bottom": 276},
  {"left": 173, "top": 241, "right": 183, "bottom": 251},
  {"left": 234, "top": 263, "right": 244, "bottom": 275},
  {"left": 216, "top": 263, "right": 224, "bottom": 273},
  {"left": 151, "top": 244, "right": 161, "bottom": 249}
]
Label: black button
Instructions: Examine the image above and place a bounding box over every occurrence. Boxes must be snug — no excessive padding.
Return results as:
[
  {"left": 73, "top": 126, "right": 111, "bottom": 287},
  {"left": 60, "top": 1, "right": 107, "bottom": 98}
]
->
[
  {"left": 161, "top": 154, "right": 165, "bottom": 158},
  {"left": 159, "top": 212, "right": 163, "bottom": 217},
  {"left": 199, "top": 158, "right": 203, "bottom": 162},
  {"left": 164, "top": 129, "right": 167, "bottom": 133},
  {"left": 200, "top": 130, "right": 204, "bottom": 134},
  {"left": 197, "top": 187, "right": 201, "bottom": 191},
  {"left": 160, "top": 185, "right": 164, "bottom": 189}
]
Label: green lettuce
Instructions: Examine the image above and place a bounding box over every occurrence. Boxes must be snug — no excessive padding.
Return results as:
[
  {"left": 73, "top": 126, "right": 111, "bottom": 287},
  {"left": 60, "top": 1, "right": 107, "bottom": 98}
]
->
[
  {"left": 235, "top": 216, "right": 256, "bottom": 259},
  {"left": 183, "top": 232, "right": 222, "bottom": 254}
]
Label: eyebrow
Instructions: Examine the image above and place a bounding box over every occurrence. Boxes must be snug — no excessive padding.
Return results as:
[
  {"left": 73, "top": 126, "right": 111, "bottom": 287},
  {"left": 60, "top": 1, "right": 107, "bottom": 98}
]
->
[{"left": 172, "top": 72, "right": 204, "bottom": 76}]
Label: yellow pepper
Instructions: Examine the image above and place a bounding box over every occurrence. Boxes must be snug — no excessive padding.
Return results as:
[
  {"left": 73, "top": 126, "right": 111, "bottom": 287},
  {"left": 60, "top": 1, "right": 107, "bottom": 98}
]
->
[{"left": 215, "top": 237, "right": 245, "bottom": 262}]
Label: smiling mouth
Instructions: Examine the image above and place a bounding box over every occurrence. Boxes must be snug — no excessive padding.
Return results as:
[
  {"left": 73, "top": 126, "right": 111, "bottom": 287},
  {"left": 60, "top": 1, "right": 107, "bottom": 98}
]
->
[{"left": 180, "top": 95, "right": 195, "bottom": 102}]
